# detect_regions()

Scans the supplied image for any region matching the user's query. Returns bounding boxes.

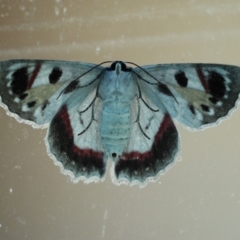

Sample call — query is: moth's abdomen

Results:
[100,106,131,158]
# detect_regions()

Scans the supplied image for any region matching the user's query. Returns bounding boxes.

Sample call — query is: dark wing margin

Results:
[47,105,106,181]
[113,114,179,185]
[0,60,42,122]
[194,64,240,126]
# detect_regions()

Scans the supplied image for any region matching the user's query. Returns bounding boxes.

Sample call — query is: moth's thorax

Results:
[98,66,137,106]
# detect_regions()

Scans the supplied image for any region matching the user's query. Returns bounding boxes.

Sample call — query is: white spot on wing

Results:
[6,72,13,81]
[14,97,20,103]
[216,101,223,107]
[207,108,214,116]
[22,105,30,112]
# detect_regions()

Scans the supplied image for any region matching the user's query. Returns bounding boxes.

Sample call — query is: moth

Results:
[0,60,240,186]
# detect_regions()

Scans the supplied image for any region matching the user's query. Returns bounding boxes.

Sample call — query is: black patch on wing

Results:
[41,100,49,112]
[201,104,210,112]
[115,114,179,183]
[63,80,79,94]
[208,96,219,105]
[11,67,29,94]
[49,67,62,84]
[175,71,188,87]
[27,101,36,108]
[48,105,105,178]
[194,65,240,126]
[208,71,226,98]
[158,83,173,96]
[18,92,28,100]
[189,105,195,115]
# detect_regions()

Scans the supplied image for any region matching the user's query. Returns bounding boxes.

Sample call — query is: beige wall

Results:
[1,0,240,239]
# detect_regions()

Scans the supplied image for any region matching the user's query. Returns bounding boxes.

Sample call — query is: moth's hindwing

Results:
[47,97,106,182]
[114,113,179,185]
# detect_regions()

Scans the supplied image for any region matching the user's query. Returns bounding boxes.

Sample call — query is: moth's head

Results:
[107,61,132,75]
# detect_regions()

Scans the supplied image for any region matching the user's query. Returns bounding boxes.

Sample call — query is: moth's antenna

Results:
[57,61,113,99]
[78,81,101,136]
[134,97,150,140]
[73,61,113,80]
[133,81,162,140]
[126,61,178,104]
[125,61,161,83]
[136,81,159,112]
[79,94,97,114]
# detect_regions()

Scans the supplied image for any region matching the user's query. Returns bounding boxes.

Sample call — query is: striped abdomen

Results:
[100,105,131,158]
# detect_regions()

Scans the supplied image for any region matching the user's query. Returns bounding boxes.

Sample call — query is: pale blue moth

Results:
[0,60,239,186]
